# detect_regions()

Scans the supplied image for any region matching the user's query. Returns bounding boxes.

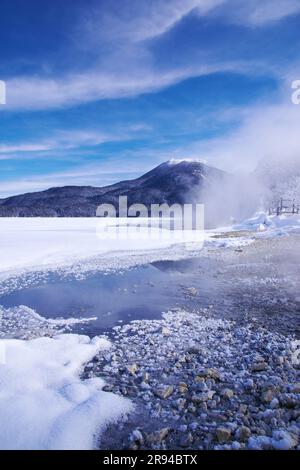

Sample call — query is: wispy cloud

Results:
[5,63,244,111]
[0,158,154,197]
[3,0,300,111]
[0,144,50,154]
[2,94,300,197]
[0,126,143,159]
[1,0,300,201]
[81,0,222,43]
[213,0,300,27]
[83,0,300,43]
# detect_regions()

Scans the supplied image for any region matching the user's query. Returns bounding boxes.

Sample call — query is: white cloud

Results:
[2,95,300,197]
[182,98,300,172]
[81,0,222,43]
[0,144,50,154]
[5,62,241,110]
[222,0,300,27]
[0,128,133,158]
[4,0,299,111]
[84,0,300,45]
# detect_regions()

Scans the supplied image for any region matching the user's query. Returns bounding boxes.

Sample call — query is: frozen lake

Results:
[1,234,299,338]
[0,260,209,336]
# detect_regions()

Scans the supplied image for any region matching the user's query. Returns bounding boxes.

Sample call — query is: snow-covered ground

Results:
[0,218,178,280]
[0,214,299,450]
[207,212,300,246]
[0,334,132,450]
[233,212,300,235]
[1,214,299,281]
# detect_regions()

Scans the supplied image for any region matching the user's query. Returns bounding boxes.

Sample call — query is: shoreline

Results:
[0,233,299,450]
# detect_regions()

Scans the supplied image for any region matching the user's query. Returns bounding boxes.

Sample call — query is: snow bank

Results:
[203,212,300,250]
[234,212,300,234]
[0,334,132,449]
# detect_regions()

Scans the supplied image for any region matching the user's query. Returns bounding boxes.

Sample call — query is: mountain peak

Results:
[0,160,227,217]
[166,158,207,166]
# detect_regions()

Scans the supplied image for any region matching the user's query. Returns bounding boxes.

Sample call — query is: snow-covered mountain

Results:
[0,160,228,219]
[3,157,298,225]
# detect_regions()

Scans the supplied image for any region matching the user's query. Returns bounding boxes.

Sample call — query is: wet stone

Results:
[216,427,232,443]
[153,385,174,400]
[251,362,268,372]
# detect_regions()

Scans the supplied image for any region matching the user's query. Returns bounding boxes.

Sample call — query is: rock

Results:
[235,426,251,441]
[276,356,285,366]
[195,376,205,384]
[140,381,151,390]
[178,382,188,394]
[153,385,174,399]
[179,432,194,447]
[162,327,171,337]
[254,354,265,363]
[243,379,254,391]
[291,383,300,393]
[198,368,221,381]
[251,362,268,372]
[188,403,197,413]
[129,442,139,450]
[221,388,234,399]
[95,300,300,451]
[190,422,198,431]
[146,428,170,445]
[127,364,138,375]
[196,381,209,392]
[279,393,299,409]
[178,425,188,432]
[231,441,241,450]
[192,391,216,403]
[208,399,217,409]
[188,345,201,355]
[239,404,248,414]
[270,398,279,409]
[130,429,144,447]
[216,427,232,443]
[173,397,186,410]
[261,389,275,404]
[248,436,272,450]
[271,428,299,450]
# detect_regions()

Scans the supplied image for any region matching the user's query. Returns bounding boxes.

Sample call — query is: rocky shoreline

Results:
[1,234,299,450]
[86,308,300,450]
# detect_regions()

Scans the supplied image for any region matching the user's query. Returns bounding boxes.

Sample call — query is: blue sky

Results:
[0,0,300,196]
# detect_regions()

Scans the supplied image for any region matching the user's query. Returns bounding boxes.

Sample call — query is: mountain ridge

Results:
[0,160,228,218]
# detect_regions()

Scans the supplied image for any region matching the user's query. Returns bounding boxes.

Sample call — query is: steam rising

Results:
[189,154,300,228]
